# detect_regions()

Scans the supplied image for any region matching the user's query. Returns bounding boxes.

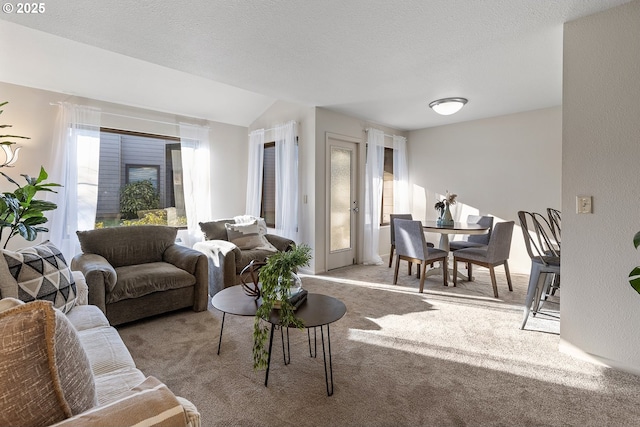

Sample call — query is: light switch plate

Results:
[576,195,592,214]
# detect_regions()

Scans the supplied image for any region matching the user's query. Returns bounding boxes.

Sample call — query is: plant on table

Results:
[434,190,458,217]
[253,243,312,370]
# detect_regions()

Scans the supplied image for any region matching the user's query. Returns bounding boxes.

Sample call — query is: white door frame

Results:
[325,132,364,271]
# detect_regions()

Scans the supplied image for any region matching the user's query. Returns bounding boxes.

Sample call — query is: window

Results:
[95,129,186,228]
[260,142,276,228]
[380,147,394,225]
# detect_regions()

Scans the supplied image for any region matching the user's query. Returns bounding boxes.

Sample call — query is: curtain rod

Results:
[49,102,210,129]
[364,128,403,139]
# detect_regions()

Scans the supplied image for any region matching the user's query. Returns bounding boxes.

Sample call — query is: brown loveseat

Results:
[71,225,208,325]
[194,217,294,296]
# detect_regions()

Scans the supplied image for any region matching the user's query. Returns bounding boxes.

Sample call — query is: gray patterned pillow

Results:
[0,241,77,313]
[225,220,266,250]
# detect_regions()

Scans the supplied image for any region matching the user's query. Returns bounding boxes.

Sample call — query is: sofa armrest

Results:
[71,270,89,306]
[71,254,118,314]
[163,245,209,312]
[265,234,295,252]
[50,377,194,427]
[163,244,200,275]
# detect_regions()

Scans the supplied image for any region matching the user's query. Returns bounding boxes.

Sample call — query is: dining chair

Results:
[517,211,561,329]
[393,219,449,292]
[389,214,413,268]
[546,208,561,247]
[452,221,514,298]
[449,215,494,251]
[389,214,434,273]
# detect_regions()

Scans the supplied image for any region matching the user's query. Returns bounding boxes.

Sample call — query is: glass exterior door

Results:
[327,137,357,270]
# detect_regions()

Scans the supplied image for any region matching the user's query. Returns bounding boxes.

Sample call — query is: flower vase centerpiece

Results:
[434,191,457,226]
[253,243,312,370]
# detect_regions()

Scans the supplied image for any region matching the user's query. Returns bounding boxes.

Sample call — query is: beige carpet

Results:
[118,261,640,427]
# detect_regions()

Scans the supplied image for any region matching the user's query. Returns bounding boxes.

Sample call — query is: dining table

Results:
[422,220,490,280]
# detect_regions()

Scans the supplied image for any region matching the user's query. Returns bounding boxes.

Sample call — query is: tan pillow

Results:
[0,241,77,313]
[51,377,190,427]
[225,221,265,249]
[229,216,278,252]
[0,299,97,427]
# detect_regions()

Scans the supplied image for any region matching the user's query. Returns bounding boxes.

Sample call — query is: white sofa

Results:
[0,271,200,427]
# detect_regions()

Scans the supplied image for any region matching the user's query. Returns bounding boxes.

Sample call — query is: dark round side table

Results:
[264,293,346,396]
[211,285,260,355]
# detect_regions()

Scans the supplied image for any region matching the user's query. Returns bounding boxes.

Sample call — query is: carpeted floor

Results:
[117,261,640,427]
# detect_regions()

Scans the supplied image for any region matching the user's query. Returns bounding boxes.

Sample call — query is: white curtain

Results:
[245,129,265,217]
[393,135,410,213]
[274,121,298,241]
[363,128,385,265]
[179,123,212,248]
[46,103,101,262]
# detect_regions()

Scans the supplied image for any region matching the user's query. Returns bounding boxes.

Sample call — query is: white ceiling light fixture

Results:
[429,97,468,115]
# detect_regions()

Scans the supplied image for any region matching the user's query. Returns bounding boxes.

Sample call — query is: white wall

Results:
[408,107,562,274]
[0,81,248,249]
[562,0,640,373]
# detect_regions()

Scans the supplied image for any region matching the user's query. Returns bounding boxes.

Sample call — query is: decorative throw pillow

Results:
[0,299,97,427]
[232,215,278,252]
[225,221,266,250]
[0,241,77,313]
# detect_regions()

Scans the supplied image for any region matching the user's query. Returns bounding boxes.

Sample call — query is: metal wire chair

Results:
[517,211,561,329]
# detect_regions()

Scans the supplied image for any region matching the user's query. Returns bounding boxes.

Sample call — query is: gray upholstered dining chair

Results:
[389,213,413,268]
[452,221,515,298]
[388,213,434,269]
[393,219,449,293]
[518,211,561,329]
[449,215,494,251]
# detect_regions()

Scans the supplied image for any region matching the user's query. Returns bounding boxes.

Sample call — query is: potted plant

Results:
[435,190,457,226]
[253,243,312,370]
[0,101,60,248]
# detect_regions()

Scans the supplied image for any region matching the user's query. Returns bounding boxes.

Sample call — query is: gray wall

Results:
[562,0,640,373]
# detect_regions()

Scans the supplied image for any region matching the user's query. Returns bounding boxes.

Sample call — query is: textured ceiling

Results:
[0,0,632,130]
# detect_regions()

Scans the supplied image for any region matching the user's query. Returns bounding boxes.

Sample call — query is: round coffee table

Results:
[263,293,346,396]
[211,285,261,355]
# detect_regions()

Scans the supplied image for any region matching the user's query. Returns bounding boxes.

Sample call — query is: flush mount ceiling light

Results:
[429,97,468,115]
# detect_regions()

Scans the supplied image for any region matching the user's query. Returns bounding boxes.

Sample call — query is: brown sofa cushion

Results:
[0,299,97,427]
[76,226,178,268]
[106,262,196,304]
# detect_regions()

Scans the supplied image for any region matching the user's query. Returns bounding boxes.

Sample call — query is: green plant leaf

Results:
[629,267,640,294]
[633,231,640,249]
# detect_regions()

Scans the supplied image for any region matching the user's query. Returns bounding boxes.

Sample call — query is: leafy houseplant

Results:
[0,101,60,248]
[253,243,312,370]
[629,232,640,294]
